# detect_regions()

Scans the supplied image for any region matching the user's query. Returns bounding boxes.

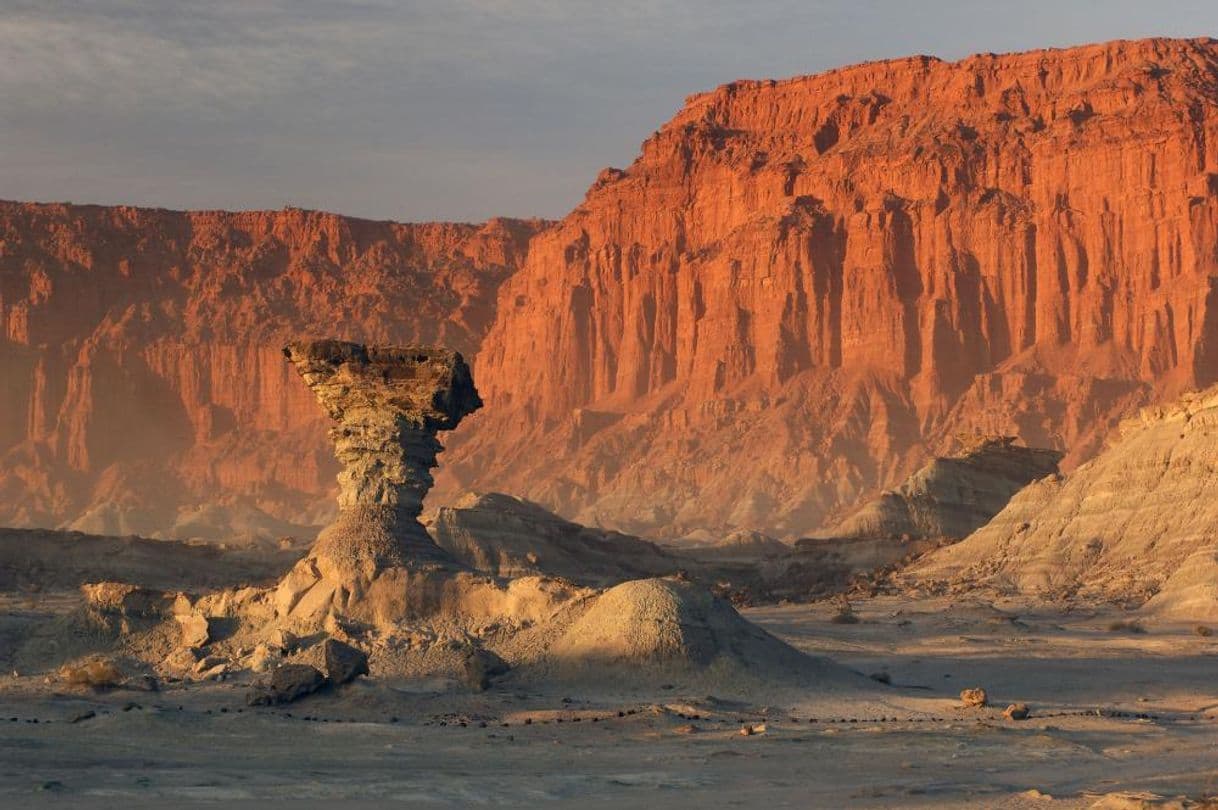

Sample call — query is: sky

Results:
[2,1,1217,223]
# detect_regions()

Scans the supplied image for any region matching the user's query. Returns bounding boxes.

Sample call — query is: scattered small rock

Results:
[70,710,96,724]
[59,659,123,691]
[1106,620,1145,634]
[163,647,200,675]
[1004,703,1030,720]
[830,596,859,624]
[248,643,280,674]
[193,656,226,675]
[269,628,299,653]
[960,688,988,708]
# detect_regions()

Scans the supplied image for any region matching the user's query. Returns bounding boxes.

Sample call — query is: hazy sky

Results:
[3,1,1217,222]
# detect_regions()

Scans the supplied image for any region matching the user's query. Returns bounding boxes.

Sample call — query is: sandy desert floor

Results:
[3,592,1217,808]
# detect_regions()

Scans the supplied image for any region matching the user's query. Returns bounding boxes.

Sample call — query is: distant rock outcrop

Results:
[823,437,1062,541]
[8,40,1218,542]
[698,530,792,558]
[911,386,1218,615]
[428,492,679,585]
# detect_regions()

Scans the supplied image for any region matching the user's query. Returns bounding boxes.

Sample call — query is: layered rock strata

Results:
[282,340,482,572]
[274,340,493,624]
[443,37,1218,538]
[0,203,542,538]
[9,39,1218,541]
[823,437,1062,541]
[911,385,1218,615]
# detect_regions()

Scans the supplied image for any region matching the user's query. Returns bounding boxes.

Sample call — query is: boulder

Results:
[461,648,509,691]
[288,638,369,685]
[1004,703,1030,720]
[321,639,369,685]
[247,664,327,706]
[81,582,172,617]
[175,614,212,648]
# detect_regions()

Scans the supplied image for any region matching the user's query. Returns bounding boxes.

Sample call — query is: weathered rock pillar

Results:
[283,339,481,574]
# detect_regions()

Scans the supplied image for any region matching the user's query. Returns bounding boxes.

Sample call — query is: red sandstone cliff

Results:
[439,37,1218,537]
[0,202,544,538]
[6,38,1218,542]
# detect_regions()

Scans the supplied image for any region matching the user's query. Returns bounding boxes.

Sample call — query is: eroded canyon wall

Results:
[6,38,1218,542]
[438,37,1218,537]
[0,202,542,538]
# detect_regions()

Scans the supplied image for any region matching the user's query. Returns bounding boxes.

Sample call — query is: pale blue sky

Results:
[2,1,1216,222]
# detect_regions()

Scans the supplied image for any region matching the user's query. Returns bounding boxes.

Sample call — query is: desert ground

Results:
[3,581,1217,808]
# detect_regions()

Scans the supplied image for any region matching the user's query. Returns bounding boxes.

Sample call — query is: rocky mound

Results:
[823,437,1061,541]
[89,339,841,695]
[911,386,1218,615]
[428,492,680,585]
[541,578,824,687]
[671,529,792,560]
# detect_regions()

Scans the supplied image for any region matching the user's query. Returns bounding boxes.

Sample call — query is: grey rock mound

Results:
[825,437,1061,541]
[911,387,1218,614]
[540,577,844,689]
[429,492,680,585]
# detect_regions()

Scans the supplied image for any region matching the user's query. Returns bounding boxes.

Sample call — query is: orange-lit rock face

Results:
[439,38,1218,537]
[7,38,1218,541]
[0,203,542,536]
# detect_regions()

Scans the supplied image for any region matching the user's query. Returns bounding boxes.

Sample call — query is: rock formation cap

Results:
[282,339,481,431]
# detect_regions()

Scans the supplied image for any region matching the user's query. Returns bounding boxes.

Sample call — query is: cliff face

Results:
[0,202,543,537]
[7,38,1218,542]
[441,37,1218,537]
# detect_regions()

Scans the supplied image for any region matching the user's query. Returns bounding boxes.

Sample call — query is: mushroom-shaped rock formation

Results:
[249,340,842,694]
[273,340,514,627]
[283,339,481,571]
